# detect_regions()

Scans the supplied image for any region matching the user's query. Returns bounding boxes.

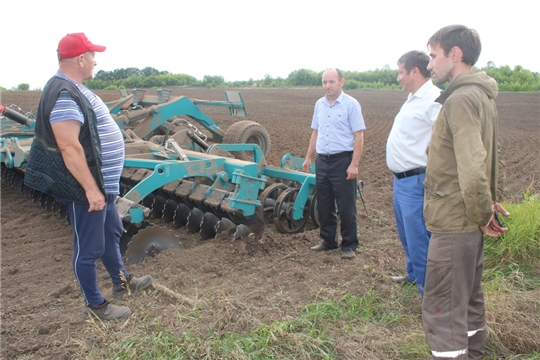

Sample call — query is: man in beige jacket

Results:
[421,25,509,359]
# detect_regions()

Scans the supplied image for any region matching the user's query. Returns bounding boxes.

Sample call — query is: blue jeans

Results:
[393,173,430,294]
[60,195,129,306]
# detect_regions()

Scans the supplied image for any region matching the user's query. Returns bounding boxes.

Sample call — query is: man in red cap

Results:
[25,33,153,321]
[56,32,106,60]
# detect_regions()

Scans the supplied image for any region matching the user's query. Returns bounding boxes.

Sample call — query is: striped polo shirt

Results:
[50,72,124,195]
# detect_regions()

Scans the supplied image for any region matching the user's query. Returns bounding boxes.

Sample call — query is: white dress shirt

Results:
[386,80,442,173]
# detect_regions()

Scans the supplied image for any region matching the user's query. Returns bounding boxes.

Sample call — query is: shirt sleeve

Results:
[50,90,85,125]
[349,100,366,132]
[424,102,442,126]
[311,100,320,130]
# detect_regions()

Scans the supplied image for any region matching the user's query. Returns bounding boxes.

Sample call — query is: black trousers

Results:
[315,152,358,251]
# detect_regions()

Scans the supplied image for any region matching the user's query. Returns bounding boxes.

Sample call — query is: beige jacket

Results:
[424,70,499,233]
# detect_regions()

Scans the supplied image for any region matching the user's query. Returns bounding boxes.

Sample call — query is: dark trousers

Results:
[315,153,358,251]
[60,195,129,306]
[422,231,486,359]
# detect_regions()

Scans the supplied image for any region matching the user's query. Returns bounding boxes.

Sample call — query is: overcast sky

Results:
[2,0,538,90]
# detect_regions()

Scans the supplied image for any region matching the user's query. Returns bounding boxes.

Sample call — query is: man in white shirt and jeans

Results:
[386,50,441,295]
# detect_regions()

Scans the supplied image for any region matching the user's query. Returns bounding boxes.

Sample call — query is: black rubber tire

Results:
[222,120,271,161]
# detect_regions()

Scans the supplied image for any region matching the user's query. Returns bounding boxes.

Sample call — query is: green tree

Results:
[286,69,320,86]
[17,83,30,91]
[202,75,224,88]
[141,67,160,77]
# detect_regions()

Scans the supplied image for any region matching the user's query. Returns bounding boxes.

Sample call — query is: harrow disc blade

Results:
[162,199,178,223]
[40,194,49,210]
[31,190,42,204]
[215,217,236,235]
[58,204,69,221]
[12,173,24,192]
[22,184,33,199]
[186,207,204,234]
[173,203,191,228]
[150,195,167,218]
[199,212,220,240]
[125,225,182,265]
[45,197,56,212]
[233,224,255,241]
[308,193,320,228]
[142,193,156,209]
[119,232,131,256]
[228,212,265,242]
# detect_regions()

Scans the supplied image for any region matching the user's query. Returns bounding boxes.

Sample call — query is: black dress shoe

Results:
[310,244,332,252]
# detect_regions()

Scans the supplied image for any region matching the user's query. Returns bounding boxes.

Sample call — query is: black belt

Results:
[393,166,426,179]
[317,151,352,160]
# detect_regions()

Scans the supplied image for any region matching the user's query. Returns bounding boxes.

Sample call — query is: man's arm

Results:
[346,130,364,180]
[51,120,105,212]
[451,100,493,228]
[302,130,318,172]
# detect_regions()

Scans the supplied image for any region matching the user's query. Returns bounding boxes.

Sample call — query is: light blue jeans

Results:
[393,173,430,294]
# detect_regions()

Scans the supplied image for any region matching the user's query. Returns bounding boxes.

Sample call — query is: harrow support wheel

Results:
[222,120,271,161]
[273,187,309,233]
[258,183,288,224]
[308,192,320,228]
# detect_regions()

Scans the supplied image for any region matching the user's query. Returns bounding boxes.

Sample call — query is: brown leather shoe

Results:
[310,244,332,252]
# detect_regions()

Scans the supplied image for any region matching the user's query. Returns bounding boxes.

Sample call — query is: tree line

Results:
[4,63,539,92]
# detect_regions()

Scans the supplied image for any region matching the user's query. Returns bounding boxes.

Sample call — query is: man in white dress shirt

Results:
[386,50,441,295]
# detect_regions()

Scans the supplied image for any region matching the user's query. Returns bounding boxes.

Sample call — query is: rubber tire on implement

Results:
[222,120,271,161]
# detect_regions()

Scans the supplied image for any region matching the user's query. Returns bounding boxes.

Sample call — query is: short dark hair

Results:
[427,24,481,66]
[397,51,431,78]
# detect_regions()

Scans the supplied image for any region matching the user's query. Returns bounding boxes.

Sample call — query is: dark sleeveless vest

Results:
[24,76,105,203]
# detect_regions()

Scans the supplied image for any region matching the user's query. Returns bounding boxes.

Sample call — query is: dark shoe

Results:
[341,250,356,260]
[310,244,332,252]
[389,275,413,283]
[83,302,131,321]
[112,274,153,298]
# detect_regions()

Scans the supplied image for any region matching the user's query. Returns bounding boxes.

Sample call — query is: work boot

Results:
[83,301,131,321]
[341,250,356,260]
[112,274,153,298]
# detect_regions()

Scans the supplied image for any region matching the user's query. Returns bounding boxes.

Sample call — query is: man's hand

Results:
[480,202,510,237]
[346,164,358,180]
[302,158,311,173]
[86,187,106,212]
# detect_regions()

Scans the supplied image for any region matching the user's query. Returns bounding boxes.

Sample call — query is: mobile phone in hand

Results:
[494,211,504,227]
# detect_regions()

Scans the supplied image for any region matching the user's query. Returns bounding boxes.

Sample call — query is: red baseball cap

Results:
[57,33,106,60]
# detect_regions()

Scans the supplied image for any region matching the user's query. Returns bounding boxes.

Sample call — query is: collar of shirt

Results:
[408,80,436,102]
[323,90,345,106]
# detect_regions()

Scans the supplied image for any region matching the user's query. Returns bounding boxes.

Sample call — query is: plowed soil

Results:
[1,88,538,359]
